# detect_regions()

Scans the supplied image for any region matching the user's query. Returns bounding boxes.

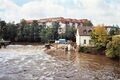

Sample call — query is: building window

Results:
[88,30,92,33]
[83,30,87,34]
[84,39,86,44]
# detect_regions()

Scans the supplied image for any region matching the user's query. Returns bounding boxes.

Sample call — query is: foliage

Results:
[79,46,96,53]
[59,27,76,42]
[0,19,60,42]
[58,33,66,39]
[109,26,120,36]
[91,25,109,50]
[79,46,87,53]
[17,19,41,42]
[82,21,93,26]
[65,27,76,41]
[40,27,54,43]
[3,23,17,41]
[52,22,60,40]
[106,36,120,58]
[0,20,6,39]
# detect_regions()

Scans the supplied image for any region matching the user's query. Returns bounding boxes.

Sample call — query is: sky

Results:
[0,0,120,26]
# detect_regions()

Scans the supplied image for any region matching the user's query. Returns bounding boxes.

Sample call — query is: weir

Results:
[0,41,11,48]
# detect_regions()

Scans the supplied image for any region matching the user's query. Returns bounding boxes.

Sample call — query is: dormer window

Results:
[83,30,87,34]
[88,30,92,33]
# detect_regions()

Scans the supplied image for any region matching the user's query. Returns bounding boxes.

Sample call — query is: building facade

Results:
[76,26,119,46]
[76,26,93,46]
[26,17,91,34]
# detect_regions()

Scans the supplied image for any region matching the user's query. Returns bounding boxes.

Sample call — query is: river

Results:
[0,45,119,80]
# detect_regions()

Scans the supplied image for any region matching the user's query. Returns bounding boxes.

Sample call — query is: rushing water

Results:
[0,45,119,80]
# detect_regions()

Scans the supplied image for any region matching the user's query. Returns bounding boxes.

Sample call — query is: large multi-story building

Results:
[26,17,91,34]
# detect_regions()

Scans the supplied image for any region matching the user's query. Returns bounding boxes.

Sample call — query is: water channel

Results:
[0,45,119,80]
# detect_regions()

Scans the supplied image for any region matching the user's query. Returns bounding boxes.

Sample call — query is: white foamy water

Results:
[0,45,57,80]
[0,45,48,62]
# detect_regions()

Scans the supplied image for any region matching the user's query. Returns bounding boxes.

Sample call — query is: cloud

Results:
[74,0,120,25]
[0,0,120,26]
[0,0,21,22]
[20,0,65,19]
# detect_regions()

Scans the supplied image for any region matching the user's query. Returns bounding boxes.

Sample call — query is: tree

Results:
[91,25,109,50]
[52,22,60,40]
[31,20,40,42]
[65,27,76,41]
[109,25,120,36]
[106,36,120,58]
[82,21,93,26]
[17,19,27,41]
[3,23,17,41]
[0,20,6,39]
[39,27,54,43]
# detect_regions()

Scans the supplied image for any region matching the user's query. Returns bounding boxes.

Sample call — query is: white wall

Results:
[76,29,91,46]
[76,29,80,46]
[69,22,73,27]
[59,22,66,33]
[46,22,52,27]
[60,22,66,28]
[79,36,91,46]
[75,23,78,29]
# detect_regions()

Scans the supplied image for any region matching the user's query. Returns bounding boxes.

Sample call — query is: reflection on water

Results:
[47,49,120,80]
[58,50,119,69]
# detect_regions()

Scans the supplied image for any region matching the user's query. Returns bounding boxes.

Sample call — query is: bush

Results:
[49,40,55,43]
[106,36,120,58]
[79,46,91,53]
[79,46,104,54]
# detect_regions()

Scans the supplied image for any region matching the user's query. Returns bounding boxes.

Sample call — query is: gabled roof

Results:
[77,26,93,36]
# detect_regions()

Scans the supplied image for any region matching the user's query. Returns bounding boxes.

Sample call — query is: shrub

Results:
[106,36,120,58]
[49,40,55,43]
[79,46,104,54]
[79,46,91,53]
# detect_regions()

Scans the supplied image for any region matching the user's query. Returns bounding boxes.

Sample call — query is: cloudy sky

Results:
[0,0,120,26]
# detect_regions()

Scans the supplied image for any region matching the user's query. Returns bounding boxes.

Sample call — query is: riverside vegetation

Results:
[0,19,120,59]
[79,25,120,59]
[0,19,76,43]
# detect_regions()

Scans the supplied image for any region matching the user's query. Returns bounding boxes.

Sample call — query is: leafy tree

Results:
[106,36,120,58]
[109,26,120,36]
[58,27,76,41]
[31,20,40,42]
[91,25,109,50]
[58,33,66,39]
[39,27,54,43]
[83,21,93,26]
[3,23,17,41]
[22,24,31,42]
[52,22,60,40]
[0,20,6,39]
[17,19,27,41]
[65,27,76,41]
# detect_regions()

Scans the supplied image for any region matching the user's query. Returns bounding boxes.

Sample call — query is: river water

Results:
[0,45,119,80]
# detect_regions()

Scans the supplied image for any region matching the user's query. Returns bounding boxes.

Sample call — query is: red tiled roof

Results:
[26,20,33,24]
[25,17,90,24]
